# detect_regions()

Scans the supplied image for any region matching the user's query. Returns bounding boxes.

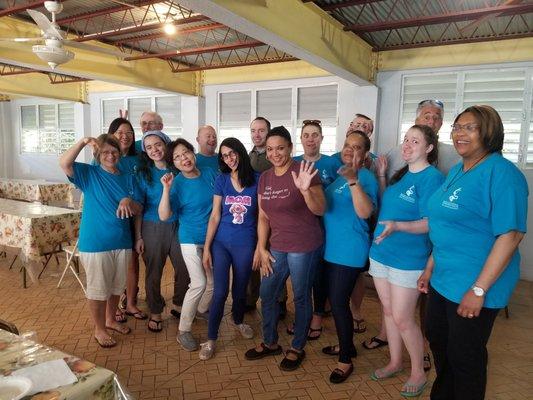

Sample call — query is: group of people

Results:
[59,99,528,399]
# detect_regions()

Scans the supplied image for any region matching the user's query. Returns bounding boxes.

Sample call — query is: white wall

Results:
[204,75,379,152]
[0,101,12,178]
[375,61,533,281]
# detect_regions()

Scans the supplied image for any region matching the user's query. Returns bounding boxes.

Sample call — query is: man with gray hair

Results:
[386,99,460,180]
[134,111,164,153]
[195,125,219,171]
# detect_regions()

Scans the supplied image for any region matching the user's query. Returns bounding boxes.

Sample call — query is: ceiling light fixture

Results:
[163,23,177,35]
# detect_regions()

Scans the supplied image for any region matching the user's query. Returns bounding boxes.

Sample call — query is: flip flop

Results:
[307,327,323,340]
[370,367,403,381]
[353,318,367,333]
[125,310,147,320]
[105,325,131,335]
[148,319,163,333]
[362,336,388,350]
[94,335,117,348]
[400,381,428,397]
[170,309,181,319]
[115,310,127,323]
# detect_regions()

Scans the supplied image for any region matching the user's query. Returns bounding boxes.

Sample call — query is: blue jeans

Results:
[260,246,321,350]
[207,240,254,340]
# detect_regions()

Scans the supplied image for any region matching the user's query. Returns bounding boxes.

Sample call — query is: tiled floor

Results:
[1,251,532,399]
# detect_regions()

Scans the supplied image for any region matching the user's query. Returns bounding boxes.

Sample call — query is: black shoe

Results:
[329,363,354,384]
[244,343,282,360]
[278,302,287,320]
[322,345,357,358]
[244,304,257,313]
[279,349,305,371]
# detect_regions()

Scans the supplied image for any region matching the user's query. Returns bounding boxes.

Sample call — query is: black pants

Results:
[328,262,360,364]
[312,258,328,315]
[425,286,499,400]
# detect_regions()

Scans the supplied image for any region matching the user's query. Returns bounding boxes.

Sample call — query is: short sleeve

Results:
[214,174,225,196]
[490,160,528,236]
[419,169,445,218]
[68,162,91,191]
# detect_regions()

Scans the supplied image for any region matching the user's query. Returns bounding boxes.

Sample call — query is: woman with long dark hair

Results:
[199,137,259,360]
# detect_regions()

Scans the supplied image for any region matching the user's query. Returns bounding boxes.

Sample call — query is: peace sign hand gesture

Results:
[291,160,318,192]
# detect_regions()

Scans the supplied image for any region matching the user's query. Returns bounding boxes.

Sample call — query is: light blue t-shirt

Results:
[369,166,444,270]
[137,165,177,223]
[134,140,142,154]
[293,154,341,188]
[68,162,141,252]
[427,153,528,309]
[195,153,219,172]
[323,169,378,268]
[170,167,217,244]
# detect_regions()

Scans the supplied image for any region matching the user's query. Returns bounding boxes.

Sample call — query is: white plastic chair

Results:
[57,239,86,294]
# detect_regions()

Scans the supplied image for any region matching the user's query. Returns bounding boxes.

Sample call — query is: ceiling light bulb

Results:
[163,23,177,35]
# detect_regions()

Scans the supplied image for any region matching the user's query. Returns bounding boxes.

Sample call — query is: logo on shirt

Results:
[442,188,461,210]
[262,186,290,200]
[321,170,333,186]
[399,185,416,203]
[225,195,252,224]
[335,182,348,194]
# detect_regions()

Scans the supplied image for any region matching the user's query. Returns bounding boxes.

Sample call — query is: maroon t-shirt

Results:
[258,161,323,253]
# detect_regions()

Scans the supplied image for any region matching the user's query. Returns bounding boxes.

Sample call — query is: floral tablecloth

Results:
[0,179,75,208]
[0,199,80,262]
[0,329,130,399]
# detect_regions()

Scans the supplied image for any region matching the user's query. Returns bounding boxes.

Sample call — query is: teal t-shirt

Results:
[170,167,217,244]
[137,165,177,223]
[293,154,341,188]
[195,153,219,172]
[370,166,444,270]
[323,169,378,268]
[68,162,141,252]
[427,153,528,308]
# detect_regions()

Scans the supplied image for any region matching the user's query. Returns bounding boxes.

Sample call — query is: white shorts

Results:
[79,249,131,301]
[368,258,423,289]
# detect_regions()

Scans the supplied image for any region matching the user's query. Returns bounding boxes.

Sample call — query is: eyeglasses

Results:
[173,150,192,161]
[221,150,237,160]
[419,99,444,108]
[303,119,321,125]
[115,130,134,136]
[451,123,479,133]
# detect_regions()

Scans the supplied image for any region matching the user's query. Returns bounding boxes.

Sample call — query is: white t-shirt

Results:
[386,142,461,181]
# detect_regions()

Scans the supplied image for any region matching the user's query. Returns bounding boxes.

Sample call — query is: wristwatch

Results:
[471,285,486,297]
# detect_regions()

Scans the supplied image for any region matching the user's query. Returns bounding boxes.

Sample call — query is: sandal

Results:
[400,380,428,397]
[125,310,148,320]
[170,309,181,319]
[105,325,131,335]
[279,349,305,371]
[148,319,163,333]
[307,326,322,340]
[353,318,367,333]
[370,367,403,381]
[115,310,127,323]
[424,352,432,372]
[244,343,282,360]
[362,336,388,350]
[94,335,116,348]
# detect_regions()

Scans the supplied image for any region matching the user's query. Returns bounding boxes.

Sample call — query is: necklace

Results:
[443,153,488,191]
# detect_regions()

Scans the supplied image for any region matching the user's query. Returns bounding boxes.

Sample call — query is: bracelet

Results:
[349,181,358,186]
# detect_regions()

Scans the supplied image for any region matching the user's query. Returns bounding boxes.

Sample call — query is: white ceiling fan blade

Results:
[0,37,43,42]
[64,40,127,59]
[27,9,63,40]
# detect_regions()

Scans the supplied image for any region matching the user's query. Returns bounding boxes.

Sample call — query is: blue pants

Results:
[207,240,254,340]
[260,246,321,350]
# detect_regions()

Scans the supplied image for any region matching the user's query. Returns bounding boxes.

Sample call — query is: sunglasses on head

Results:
[302,119,322,125]
[418,99,444,108]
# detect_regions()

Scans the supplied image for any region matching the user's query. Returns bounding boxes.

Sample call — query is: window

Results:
[399,66,533,166]
[217,84,339,155]
[20,103,76,154]
[101,95,182,139]
[218,91,252,149]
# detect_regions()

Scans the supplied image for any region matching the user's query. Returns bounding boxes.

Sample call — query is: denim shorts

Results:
[368,258,423,289]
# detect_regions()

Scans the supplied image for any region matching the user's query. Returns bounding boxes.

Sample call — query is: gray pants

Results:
[142,220,189,314]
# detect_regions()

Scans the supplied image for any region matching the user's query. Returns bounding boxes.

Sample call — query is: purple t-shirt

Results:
[214,173,259,246]
[258,161,323,253]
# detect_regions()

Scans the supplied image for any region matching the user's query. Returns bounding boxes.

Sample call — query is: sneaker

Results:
[236,323,254,339]
[195,311,209,321]
[177,331,198,351]
[199,341,216,360]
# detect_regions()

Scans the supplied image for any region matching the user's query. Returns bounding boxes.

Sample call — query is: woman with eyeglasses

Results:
[366,125,443,397]
[320,130,378,383]
[244,126,325,371]
[286,120,341,341]
[60,134,142,347]
[133,130,189,333]
[198,138,259,360]
[419,105,527,400]
[159,139,216,352]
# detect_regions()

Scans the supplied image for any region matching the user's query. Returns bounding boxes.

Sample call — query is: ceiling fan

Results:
[0,1,127,69]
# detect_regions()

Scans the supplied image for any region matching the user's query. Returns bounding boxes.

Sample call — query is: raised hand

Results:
[376,154,388,177]
[160,173,174,189]
[291,160,318,192]
[338,150,363,183]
